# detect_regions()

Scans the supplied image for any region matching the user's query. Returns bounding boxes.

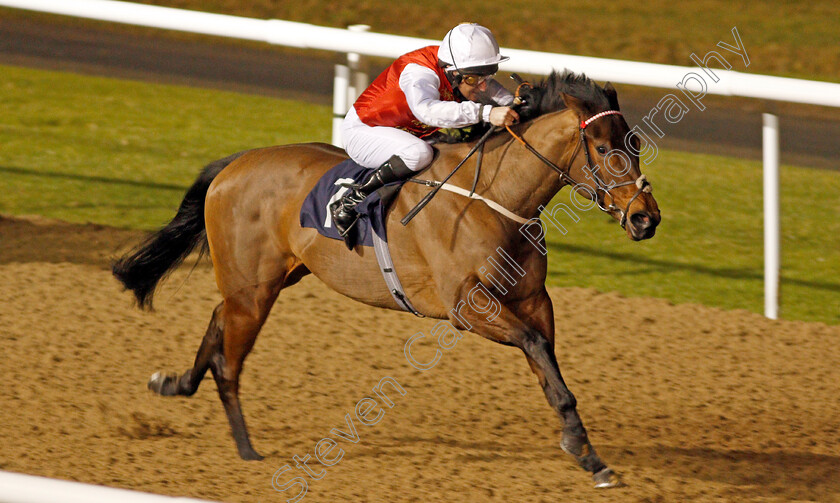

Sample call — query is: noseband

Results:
[506,109,652,229]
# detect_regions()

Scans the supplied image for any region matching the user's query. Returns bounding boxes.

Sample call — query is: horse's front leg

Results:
[454,284,621,488]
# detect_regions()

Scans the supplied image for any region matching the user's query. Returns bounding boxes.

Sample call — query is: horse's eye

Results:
[596,146,607,155]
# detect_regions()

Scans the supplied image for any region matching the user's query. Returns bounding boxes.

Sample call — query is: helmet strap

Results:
[446,28,464,83]
[451,85,466,102]
[444,69,462,87]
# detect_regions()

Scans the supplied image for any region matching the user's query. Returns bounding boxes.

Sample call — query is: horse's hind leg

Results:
[148,302,225,397]
[148,277,283,460]
[208,280,283,460]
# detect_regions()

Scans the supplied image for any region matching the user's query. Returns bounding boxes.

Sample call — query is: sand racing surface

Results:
[1,214,839,502]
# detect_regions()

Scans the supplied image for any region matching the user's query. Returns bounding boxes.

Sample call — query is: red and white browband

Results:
[580,110,622,129]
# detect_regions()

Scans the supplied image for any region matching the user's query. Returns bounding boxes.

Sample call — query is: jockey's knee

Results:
[397,142,434,172]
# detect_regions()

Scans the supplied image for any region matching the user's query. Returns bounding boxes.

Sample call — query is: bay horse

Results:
[113,71,660,488]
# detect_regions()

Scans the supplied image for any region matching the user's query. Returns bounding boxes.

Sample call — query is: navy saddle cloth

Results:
[299,159,404,247]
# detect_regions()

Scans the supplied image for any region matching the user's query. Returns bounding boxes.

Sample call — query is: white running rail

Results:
[0,470,220,503]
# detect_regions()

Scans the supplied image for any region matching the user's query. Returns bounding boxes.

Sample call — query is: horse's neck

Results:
[474,112,578,219]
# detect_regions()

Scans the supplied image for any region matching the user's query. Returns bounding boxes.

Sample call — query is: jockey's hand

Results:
[489,106,520,127]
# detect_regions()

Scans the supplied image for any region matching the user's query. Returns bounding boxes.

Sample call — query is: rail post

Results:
[332,64,349,147]
[347,24,370,105]
[331,24,370,147]
[762,113,780,319]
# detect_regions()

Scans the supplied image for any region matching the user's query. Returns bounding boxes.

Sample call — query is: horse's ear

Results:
[561,92,588,118]
[603,82,620,111]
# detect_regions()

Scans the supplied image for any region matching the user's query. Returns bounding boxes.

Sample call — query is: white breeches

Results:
[341,107,434,172]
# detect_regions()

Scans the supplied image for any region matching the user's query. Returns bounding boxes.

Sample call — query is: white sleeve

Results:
[399,63,482,128]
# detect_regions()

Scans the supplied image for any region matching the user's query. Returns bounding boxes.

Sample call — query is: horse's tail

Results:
[112,151,248,310]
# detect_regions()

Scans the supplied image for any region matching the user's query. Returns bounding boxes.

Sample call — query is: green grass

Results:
[541,151,840,325]
[0,65,330,228]
[1,64,837,324]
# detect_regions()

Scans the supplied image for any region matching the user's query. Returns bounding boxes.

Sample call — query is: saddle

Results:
[299,159,405,248]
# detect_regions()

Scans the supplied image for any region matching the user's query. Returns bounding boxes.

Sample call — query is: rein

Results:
[401,81,653,229]
[505,110,652,229]
[401,125,497,225]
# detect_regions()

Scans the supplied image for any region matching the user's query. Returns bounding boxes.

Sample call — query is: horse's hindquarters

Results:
[204,144,342,297]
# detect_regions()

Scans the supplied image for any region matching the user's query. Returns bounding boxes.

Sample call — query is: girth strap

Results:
[371,229,424,317]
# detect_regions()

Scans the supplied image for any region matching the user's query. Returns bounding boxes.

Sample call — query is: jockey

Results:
[330,23,520,248]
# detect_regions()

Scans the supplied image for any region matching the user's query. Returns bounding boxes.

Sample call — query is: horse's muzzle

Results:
[627,211,659,241]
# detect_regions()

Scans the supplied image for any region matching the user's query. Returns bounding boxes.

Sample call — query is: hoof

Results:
[592,468,623,489]
[148,371,179,396]
[239,448,264,461]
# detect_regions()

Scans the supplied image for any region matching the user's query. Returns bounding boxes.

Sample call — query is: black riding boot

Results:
[330,155,412,249]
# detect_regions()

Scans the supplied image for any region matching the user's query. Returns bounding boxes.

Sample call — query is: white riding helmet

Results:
[438,23,509,74]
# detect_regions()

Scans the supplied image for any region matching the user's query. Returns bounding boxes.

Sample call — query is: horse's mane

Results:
[433,71,611,146]
[517,70,611,122]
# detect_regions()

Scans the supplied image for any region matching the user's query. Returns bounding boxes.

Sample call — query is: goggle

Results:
[461,73,495,86]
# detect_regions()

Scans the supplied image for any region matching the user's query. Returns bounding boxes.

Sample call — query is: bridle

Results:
[505,109,652,229]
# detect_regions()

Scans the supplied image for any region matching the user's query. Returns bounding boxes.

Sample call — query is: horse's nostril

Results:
[629,212,651,230]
